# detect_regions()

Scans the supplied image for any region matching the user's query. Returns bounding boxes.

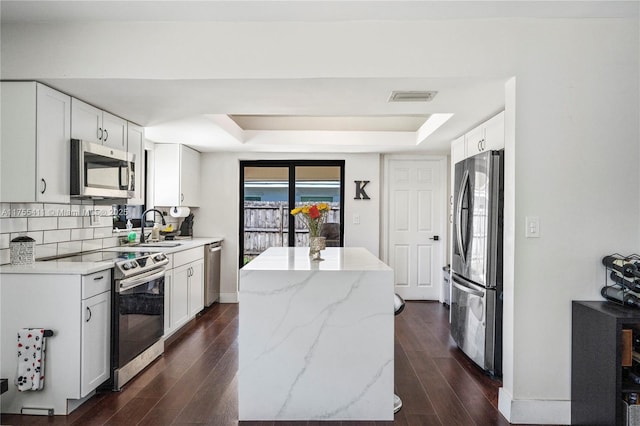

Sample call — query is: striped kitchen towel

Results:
[15,328,47,391]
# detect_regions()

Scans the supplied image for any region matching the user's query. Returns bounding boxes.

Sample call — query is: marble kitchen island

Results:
[238,247,394,421]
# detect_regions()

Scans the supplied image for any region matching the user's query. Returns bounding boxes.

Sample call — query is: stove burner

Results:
[42,250,169,279]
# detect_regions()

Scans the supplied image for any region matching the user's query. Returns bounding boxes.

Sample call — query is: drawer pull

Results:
[93,276,104,281]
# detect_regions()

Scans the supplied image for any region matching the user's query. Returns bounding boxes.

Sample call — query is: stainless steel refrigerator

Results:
[451,149,503,377]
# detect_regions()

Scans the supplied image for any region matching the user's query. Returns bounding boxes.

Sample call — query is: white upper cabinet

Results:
[465,111,505,157]
[453,111,505,163]
[71,98,127,151]
[180,145,200,207]
[101,112,127,150]
[1,82,71,203]
[154,144,201,207]
[465,124,486,157]
[127,123,145,205]
[70,99,101,143]
[483,111,505,152]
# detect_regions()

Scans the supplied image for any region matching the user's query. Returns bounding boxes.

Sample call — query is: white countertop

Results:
[0,237,223,275]
[111,237,223,254]
[241,247,391,272]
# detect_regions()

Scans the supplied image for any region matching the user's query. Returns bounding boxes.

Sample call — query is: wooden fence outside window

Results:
[243,201,341,261]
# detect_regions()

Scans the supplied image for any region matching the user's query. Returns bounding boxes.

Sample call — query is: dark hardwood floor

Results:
[1,301,516,425]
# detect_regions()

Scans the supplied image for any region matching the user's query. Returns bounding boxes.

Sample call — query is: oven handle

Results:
[118,268,166,292]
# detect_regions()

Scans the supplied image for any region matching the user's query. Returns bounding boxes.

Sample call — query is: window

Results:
[239,160,345,266]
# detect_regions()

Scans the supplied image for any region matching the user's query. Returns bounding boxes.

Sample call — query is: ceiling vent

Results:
[388,90,438,102]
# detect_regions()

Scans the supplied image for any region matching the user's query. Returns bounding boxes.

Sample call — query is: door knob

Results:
[430,235,440,241]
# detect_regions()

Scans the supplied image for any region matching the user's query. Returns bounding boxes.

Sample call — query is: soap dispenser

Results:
[126,219,137,243]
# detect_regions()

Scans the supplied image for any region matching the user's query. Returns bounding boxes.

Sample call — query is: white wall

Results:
[499,19,640,423]
[3,14,639,424]
[195,151,380,302]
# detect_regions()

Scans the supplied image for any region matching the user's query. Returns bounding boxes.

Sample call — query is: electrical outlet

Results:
[353,213,360,224]
[525,216,540,238]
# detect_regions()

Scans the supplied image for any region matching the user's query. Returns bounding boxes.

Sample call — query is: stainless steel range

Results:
[42,249,169,390]
[112,251,168,390]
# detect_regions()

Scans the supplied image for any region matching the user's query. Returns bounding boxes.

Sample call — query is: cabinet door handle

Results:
[181,193,184,203]
[98,127,103,141]
[478,140,482,151]
[104,129,108,142]
[40,178,47,194]
[86,306,92,322]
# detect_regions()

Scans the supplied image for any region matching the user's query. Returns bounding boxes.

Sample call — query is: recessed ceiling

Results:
[4,1,634,154]
[228,115,430,132]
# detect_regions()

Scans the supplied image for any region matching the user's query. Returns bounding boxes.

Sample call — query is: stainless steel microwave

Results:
[71,139,135,199]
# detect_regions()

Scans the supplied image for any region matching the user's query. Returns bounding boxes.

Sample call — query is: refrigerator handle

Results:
[452,273,486,295]
[452,281,485,298]
[455,169,469,264]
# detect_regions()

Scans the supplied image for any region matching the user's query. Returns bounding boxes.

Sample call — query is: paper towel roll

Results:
[169,206,191,218]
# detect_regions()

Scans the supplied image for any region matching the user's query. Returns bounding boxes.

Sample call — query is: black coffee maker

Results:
[179,213,194,237]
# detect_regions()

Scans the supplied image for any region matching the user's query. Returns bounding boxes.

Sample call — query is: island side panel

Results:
[0,274,82,414]
[238,268,394,421]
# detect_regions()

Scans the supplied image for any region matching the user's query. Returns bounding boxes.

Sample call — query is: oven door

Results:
[115,269,165,368]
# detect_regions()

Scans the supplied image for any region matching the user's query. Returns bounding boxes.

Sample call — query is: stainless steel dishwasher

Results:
[204,241,222,306]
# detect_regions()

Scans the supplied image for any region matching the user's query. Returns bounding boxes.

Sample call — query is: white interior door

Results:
[386,157,445,300]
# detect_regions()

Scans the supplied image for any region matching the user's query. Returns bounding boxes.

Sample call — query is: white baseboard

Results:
[498,387,571,425]
[219,292,238,303]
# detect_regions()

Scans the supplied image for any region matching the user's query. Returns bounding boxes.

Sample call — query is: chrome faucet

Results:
[140,208,166,243]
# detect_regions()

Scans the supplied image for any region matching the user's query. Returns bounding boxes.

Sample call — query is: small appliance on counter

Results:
[179,213,194,237]
[10,235,35,265]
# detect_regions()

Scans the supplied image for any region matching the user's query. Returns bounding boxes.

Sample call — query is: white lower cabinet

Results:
[79,270,112,398]
[188,260,204,317]
[170,264,191,332]
[0,269,111,414]
[164,247,205,338]
[80,290,110,396]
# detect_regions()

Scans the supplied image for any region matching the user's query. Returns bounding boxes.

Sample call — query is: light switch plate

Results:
[525,216,540,238]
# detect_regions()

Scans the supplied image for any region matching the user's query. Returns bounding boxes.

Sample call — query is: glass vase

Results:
[309,236,326,261]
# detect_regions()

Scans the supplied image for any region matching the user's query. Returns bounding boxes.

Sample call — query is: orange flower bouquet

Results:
[290,203,330,238]
[291,203,331,260]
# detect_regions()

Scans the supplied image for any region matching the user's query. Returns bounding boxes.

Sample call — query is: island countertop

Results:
[241,246,392,272]
[238,246,394,421]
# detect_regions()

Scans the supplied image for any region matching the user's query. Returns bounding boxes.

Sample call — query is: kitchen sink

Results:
[137,241,183,248]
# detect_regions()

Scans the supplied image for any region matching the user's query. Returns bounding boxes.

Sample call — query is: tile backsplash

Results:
[0,202,118,265]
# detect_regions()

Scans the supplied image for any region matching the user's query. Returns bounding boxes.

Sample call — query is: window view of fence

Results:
[240,161,344,266]
[243,201,340,263]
